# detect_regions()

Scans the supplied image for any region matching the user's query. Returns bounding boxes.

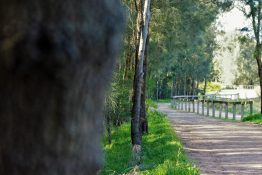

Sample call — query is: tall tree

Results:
[234,35,258,85]
[240,0,262,113]
[131,0,151,158]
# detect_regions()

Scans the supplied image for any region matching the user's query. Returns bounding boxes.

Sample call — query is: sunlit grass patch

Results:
[100,110,199,175]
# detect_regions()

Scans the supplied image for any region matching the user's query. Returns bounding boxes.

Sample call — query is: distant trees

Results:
[147,0,226,98]
[239,0,262,113]
[234,36,259,85]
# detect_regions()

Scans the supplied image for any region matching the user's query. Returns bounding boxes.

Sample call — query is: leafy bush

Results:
[242,113,262,124]
[146,99,158,109]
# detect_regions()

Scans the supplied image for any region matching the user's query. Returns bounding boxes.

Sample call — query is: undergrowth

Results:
[100,110,199,175]
[242,113,262,124]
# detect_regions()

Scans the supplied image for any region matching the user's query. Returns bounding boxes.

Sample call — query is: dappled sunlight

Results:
[159,103,262,174]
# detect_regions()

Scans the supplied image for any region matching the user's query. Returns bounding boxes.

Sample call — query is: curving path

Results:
[158,103,262,175]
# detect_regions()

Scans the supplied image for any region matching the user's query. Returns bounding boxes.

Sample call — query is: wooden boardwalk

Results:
[158,103,262,175]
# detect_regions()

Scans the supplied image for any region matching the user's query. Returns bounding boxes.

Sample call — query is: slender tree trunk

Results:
[192,79,195,98]
[183,77,187,95]
[131,0,151,159]
[259,71,262,113]
[156,80,159,101]
[204,78,207,95]
[249,1,262,113]
[140,34,149,135]
[255,46,262,113]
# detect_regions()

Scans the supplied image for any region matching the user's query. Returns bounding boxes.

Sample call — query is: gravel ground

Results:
[158,103,262,175]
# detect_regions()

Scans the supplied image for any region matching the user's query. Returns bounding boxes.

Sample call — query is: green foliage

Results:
[242,113,262,124]
[199,82,222,93]
[234,36,258,85]
[105,73,132,126]
[147,0,225,99]
[100,110,199,175]
[146,99,158,109]
[157,99,171,103]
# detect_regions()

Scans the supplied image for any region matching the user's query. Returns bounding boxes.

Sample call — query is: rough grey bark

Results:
[131,0,151,153]
[140,33,149,135]
[0,1,124,174]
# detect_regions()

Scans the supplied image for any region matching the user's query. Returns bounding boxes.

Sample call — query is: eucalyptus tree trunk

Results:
[0,1,124,174]
[255,47,262,113]
[204,78,207,95]
[248,0,262,113]
[131,0,151,156]
[191,79,195,97]
[140,33,149,135]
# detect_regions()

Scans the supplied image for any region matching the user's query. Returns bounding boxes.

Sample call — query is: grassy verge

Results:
[156,99,171,103]
[100,110,199,175]
[242,113,262,124]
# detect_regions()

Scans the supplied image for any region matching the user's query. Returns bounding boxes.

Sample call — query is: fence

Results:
[172,95,253,120]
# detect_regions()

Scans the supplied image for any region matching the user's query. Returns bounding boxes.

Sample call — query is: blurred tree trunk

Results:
[0,1,124,174]
[106,112,112,144]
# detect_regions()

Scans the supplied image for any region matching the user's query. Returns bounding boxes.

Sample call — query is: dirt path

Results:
[158,103,262,175]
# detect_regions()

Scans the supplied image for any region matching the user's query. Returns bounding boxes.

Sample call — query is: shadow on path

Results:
[158,103,262,175]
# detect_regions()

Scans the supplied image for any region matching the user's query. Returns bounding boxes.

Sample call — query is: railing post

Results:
[185,98,188,111]
[207,101,210,116]
[202,100,205,115]
[188,99,191,112]
[250,101,253,115]
[225,102,228,119]
[241,103,245,120]
[197,100,200,114]
[219,102,222,118]
[233,103,236,120]
[193,99,195,113]
[212,101,215,117]
[172,98,175,109]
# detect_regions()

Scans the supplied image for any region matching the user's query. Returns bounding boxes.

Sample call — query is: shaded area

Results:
[158,103,262,175]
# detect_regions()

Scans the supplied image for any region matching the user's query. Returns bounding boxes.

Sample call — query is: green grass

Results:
[156,99,171,103]
[242,113,262,124]
[100,110,199,175]
[146,99,158,109]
